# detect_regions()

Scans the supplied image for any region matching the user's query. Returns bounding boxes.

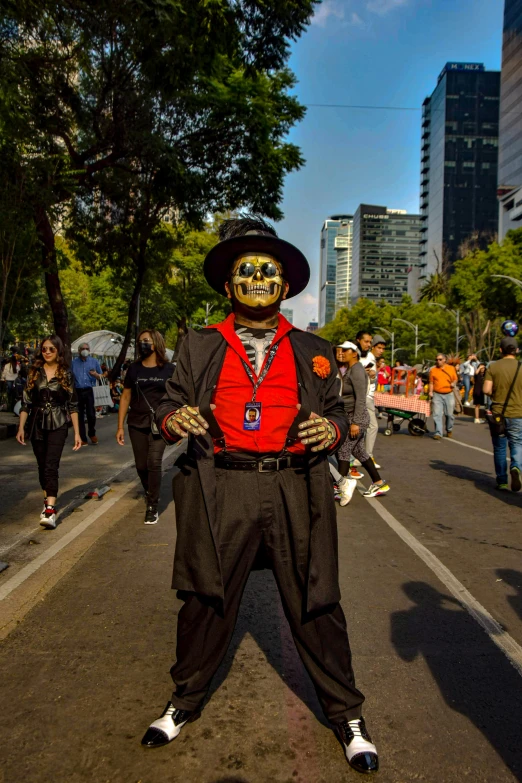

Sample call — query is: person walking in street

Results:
[336,340,390,503]
[141,216,380,774]
[16,335,82,529]
[355,331,381,469]
[473,363,487,423]
[1,351,20,412]
[116,329,175,525]
[460,354,476,407]
[483,337,522,492]
[429,353,458,440]
[71,342,103,446]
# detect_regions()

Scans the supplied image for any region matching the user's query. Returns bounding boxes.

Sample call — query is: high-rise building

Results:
[280,307,294,324]
[306,321,318,333]
[498,0,522,239]
[318,215,353,326]
[410,62,500,299]
[351,205,421,305]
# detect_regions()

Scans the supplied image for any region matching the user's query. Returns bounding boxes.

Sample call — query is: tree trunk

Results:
[35,208,72,359]
[110,255,146,381]
[173,315,188,361]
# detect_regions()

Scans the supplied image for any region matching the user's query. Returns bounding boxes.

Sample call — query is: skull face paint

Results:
[230,253,284,309]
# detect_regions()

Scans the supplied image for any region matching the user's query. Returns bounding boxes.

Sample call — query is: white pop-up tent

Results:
[71,330,174,364]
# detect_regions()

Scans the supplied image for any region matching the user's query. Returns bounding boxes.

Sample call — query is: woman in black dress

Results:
[16,335,82,529]
[116,329,175,525]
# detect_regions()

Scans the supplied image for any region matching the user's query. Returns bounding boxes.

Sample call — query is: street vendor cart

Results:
[374,366,431,436]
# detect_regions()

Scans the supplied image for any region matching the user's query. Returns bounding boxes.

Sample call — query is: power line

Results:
[304,103,421,111]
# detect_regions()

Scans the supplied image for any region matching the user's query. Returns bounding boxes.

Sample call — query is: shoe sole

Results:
[511,469,521,492]
[40,520,57,529]
[144,519,159,525]
[364,487,390,498]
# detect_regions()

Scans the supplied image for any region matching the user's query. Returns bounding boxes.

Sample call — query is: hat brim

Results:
[203,235,310,299]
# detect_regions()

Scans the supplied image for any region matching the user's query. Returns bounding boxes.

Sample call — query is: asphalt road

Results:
[0,414,521,782]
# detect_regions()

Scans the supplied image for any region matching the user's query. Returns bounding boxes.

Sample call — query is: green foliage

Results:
[319,296,455,365]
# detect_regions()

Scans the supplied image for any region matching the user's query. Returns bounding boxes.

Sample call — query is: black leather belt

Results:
[214,454,307,472]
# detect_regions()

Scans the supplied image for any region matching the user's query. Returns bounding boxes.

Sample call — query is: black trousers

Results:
[76,387,96,441]
[128,425,167,506]
[31,424,68,497]
[170,467,365,724]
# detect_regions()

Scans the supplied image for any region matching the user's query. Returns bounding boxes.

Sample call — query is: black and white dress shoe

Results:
[141,702,200,747]
[336,717,379,774]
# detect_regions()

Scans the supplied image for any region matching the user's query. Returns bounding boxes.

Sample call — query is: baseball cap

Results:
[500,336,519,354]
[372,334,386,347]
[337,340,360,354]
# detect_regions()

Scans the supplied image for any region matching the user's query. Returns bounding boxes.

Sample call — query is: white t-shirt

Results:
[360,352,376,399]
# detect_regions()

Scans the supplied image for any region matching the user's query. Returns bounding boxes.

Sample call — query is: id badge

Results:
[243,401,262,431]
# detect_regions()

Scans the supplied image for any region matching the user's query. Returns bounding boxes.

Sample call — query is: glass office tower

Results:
[498,0,522,238]
[410,63,500,299]
[318,215,353,326]
[351,205,421,305]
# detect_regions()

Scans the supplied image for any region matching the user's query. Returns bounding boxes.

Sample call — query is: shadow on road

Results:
[428,459,522,508]
[497,569,522,622]
[391,581,522,781]
[207,568,328,727]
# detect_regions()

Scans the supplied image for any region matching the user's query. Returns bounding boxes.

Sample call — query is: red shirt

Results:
[209,313,305,454]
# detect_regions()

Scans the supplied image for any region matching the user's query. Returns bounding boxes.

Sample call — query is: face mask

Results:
[80,349,89,358]
[139,341,154,357]
[230,254,284,309]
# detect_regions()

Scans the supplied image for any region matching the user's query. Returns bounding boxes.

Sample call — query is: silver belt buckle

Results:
[259,458,276,472]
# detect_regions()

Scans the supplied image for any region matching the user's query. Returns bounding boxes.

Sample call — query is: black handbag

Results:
[487,362,521,437]
[135,381,160,435]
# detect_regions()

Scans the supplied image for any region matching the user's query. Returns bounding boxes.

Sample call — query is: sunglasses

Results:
[42,347,57,353]
[235,261,280,279]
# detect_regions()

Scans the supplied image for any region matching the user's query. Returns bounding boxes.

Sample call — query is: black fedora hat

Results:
[204,215,310,300]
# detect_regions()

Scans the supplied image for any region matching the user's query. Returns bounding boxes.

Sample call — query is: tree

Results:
[0,0,317,352]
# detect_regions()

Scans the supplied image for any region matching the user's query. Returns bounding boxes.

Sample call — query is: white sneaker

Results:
[371,457,381,470]
[352,459,362,467]
[40,504,47,522]
[474,418,481,424]
[464,401,472,406]
[40,507,57,529]
[338,477,358,507]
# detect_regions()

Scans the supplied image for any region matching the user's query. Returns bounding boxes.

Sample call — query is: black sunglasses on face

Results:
[42,347,57,353]
[236,261,280,279]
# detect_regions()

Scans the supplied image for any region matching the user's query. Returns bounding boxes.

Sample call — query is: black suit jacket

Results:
[156,324,348,615]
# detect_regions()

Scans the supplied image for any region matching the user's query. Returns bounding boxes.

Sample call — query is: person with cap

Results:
[335,340,390,503]
[355,331,381,470]
[141,216,379,774]
[71,342,103,445]
[483,337,522,492]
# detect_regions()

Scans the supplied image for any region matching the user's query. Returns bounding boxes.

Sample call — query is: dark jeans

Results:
[128,425,167,506]
[6,380,16,412]
[170,466,364,724]
[491,417,522,485]
[31,424,68,497]
[76,387,96,441]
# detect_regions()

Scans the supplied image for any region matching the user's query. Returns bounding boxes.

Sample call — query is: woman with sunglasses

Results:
[16,335,82,529]
[116,329,175,525]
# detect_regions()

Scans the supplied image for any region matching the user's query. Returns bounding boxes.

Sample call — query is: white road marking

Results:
[0,441,184,599]
[0,478,140,601]
[443,437,494,457]
[365,495,522,677]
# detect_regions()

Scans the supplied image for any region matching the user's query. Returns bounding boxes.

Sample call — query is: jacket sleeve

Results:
[351,363,369,425]
[20,383,33,414]
[68,374,79,414]
[323,349,348,448]
[155,335,190,444]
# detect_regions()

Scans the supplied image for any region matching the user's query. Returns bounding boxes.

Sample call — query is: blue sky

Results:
[279,0,504,327]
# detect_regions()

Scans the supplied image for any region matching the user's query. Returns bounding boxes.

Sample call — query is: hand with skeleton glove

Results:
[297,412,337,452]
[166,406,210,438]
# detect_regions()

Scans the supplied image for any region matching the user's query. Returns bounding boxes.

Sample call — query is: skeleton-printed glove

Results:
[167,405,209,438]
[297,413,337,452]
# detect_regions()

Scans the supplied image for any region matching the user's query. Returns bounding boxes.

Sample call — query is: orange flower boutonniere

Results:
[312,355,330,379]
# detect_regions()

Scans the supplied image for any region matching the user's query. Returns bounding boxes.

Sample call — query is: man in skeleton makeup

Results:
[141,217,379,774]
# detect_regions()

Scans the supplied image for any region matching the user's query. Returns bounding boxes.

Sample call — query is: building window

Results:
[462,161,475,168]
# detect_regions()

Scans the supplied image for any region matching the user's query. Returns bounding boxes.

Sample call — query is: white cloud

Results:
[300,293,318,306]
[366,0,409,15]
[349,11,364,25]
[311,0,345,27]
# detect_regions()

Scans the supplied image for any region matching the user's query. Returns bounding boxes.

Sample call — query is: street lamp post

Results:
[427,302,460,355]
[393,318,426,358]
